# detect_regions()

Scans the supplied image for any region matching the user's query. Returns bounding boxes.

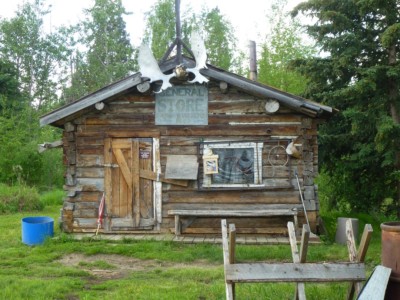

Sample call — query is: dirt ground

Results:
[57,253,214,280]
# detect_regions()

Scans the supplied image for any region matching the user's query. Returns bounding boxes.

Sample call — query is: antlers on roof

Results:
[138,31,209,93]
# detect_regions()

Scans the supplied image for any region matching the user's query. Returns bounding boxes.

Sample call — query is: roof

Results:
[40,57,336,127]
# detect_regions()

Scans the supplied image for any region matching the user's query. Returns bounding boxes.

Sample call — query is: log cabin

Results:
[39,51,335,236]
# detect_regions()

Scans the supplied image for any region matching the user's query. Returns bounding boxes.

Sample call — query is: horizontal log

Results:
[161,146,198,155]
[76,178,104,192]
[113,94,154,103]
[84,115,154,126]
[78,147,103,155]
[163,203,303,211]
[74,192,103,202]
[76,154,104,167]
[225,263,366,283]
[108,102,154,114]
[74,202,98,209]
[76,136,104,146]
[181,227,288,235]
[163,191,300,204]
[76,167,104,178]
[161,216,294,227]
[168,209,298,217]
[73,209,97,218]
[73,218,97,228]
[75,124,311,137]
[262,179,292,188]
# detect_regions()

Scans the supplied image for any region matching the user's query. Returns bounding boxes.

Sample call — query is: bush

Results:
[40,190,64,206]
[0,184,43,213]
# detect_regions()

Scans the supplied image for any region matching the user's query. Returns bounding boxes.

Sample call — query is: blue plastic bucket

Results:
[21,216,54,246]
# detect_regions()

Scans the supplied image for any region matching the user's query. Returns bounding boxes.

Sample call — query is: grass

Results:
[0,204,390,299]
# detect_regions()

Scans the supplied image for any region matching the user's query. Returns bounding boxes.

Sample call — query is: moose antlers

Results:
[138,32,209,93]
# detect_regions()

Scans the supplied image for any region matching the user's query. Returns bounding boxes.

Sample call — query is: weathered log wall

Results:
[60,81,320,234]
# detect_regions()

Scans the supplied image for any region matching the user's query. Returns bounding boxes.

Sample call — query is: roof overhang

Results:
[40,57,336,127]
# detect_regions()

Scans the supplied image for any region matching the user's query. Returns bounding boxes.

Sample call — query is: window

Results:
[201,141,264,189]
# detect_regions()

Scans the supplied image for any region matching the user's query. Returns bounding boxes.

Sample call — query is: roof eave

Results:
[40,73,142,127]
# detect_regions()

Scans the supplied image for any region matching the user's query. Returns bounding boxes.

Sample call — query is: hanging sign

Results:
[155,85,208,125]
[165,155,199,180]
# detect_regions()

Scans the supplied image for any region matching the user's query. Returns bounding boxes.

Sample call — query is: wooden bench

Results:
[168,204,300,236]
[221,219,374,300]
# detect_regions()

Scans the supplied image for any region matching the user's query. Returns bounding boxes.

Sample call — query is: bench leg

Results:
[175,215,181,236]
[294,214,299,236]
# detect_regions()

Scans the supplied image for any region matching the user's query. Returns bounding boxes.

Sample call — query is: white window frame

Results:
[202,141,264,189]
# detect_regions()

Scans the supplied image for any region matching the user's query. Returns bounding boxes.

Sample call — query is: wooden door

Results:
[104,138,155,230]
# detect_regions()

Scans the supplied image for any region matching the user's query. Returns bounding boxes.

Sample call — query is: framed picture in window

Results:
[200,141,264,189]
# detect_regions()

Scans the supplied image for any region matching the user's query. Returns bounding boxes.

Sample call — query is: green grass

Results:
[39,189,65,206]
[0,183,43,213]
[0,204,390,299]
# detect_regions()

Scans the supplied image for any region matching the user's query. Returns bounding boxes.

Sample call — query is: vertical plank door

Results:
[104,138,154,230]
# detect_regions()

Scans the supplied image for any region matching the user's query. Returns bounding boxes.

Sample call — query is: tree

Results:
[0,56,63,188]
[64,0,135,101]
[0,0,71,110]
[143,0,241,72]
[258,0,315,94]
[200,7,238,71]
[292,0,400,215]
[144,0,179,60]
[0,59,24,114]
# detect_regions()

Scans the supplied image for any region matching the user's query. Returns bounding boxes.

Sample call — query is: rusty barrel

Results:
[381,221,400,299]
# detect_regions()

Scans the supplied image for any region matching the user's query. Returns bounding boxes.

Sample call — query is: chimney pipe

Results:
[249,40,257,81]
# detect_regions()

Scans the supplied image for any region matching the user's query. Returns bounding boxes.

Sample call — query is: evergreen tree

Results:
[292,0,400,215]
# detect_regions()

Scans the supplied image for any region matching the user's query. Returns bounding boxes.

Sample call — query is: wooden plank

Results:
[175,215,181,235]
[299,224,310,263]
[163,216,295,227]
[346,219,357,262]
[140,169,189,187]
[357,266,391,300]
[168,209,297,217]
[176,226,289,235]
[288,222,300,262]
[112,159,121,216]
[288,222,306,300]
[139,140,153,220]
[228,224,236,299]
[221,220,234,300]
[165,155,198,179]
[153,138,162,226]
[357,224,373,262]
[112,148,133,189]
[164,191,300,204]
[225,263,366,283]
[347,224,373,299]
[132,140,140,227]
[229,224,236,264]
[75,167,104,178]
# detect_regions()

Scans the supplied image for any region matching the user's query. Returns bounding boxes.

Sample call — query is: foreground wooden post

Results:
[222,220,235,300]
[288,222,310,300]
[221,220,371,300]
[346,221,373,300]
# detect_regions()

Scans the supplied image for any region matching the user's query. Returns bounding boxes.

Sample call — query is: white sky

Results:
[0,0,304,49]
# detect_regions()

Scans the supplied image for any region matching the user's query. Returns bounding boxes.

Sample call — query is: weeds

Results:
[0,183,43,213]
